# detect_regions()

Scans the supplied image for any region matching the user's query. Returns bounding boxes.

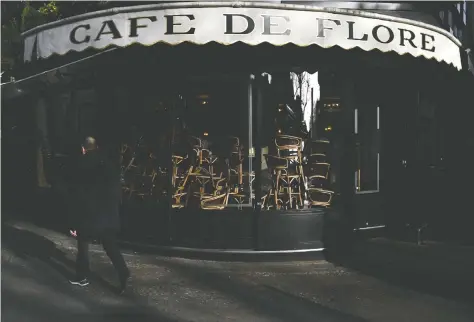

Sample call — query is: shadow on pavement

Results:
[152,257,369,322]
[3,222,368,322]
[326,240,474,304]
[67,310,180,322]
[2,224,76,278]
[1,224,180,322]
[3,286,176,322]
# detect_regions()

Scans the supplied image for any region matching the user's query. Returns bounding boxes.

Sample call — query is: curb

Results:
[5,220,328,262]
[119,241,327,262]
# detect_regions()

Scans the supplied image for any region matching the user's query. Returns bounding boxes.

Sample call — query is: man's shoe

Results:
[69,278,89,287]
[119,272,130,295]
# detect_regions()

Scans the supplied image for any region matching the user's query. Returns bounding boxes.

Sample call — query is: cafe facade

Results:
[10,2,471,251]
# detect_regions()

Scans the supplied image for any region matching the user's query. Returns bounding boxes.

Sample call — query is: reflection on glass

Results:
[119,99,171,205]
[170,75,252,210]
[259,72,337,211]
[119,75,252,211]
[118,70,333,212]
[119,70,354,211]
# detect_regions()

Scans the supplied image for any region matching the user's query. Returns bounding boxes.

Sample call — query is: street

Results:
[2,221,473,322]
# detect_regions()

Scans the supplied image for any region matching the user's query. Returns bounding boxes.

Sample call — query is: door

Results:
[353,84,383,230]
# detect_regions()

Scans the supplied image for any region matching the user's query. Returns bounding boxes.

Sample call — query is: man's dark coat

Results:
[71,149,121,237]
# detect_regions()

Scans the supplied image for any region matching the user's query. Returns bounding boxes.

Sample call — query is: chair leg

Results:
[181,166,193,189]
[298,181,304,208]
[275,170,281,210]
[287,181,292,209]
[262,190,271,209]
[239,163,243,186]
[172,166,176,187]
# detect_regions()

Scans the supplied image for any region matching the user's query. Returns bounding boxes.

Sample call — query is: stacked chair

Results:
[120,139,162,201]
[119,132,335,210]
[218,136,253,209]
[263,154,288,210]
[263,134,305,210]
[305,140,334,207]
[181,136,228,210]
[167,135,249,210]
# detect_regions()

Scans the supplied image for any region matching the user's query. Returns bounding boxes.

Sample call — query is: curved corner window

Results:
[171,74,254,211]
[258,70,343,211]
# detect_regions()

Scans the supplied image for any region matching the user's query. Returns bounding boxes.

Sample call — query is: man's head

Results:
[82,136,98,152]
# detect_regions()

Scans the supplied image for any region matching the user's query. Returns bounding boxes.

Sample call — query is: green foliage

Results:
[37,1,59,16]
[1,1,138,74]
[1,19,21,69]
[2,1,56,73]
[21,2,47,32]
[1,1,112,73]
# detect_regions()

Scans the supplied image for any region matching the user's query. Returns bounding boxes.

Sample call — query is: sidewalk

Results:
[330,237,474,303]
[2,220,474,322]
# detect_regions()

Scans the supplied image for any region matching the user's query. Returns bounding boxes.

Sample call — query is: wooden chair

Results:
[186,175,229,210]
[306,162,333,207]
[274,135,305,209]
[309,140,330,156]
[306,162,331,182]
[307,188,334,207]
[172,191,187,209]
[307,153,327,164]
[171,154,187,188]
[275,135,303,161]
[200,192,229,210]
[264,154,288,210]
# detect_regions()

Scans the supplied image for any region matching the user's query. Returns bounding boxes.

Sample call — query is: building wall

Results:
[11,1,473,243]
[466,1,474,72]
[465,1,474,47]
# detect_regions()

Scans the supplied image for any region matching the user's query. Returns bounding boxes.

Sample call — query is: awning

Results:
[22,2,462,70]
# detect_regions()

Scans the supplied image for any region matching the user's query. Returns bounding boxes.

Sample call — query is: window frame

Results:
[354,104,381,195]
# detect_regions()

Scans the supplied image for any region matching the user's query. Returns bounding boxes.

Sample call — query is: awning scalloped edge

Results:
[23,4,463,71]
[25,38,462,71]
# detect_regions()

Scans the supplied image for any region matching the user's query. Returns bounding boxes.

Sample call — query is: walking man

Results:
[69,137,130,294]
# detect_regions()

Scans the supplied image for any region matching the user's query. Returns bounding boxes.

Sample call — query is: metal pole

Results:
[253,74,263,251]
[167,95,176,244]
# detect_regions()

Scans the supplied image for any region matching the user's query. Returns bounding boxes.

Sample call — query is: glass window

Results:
[119,82,172,208]
[354,90,380,193]
[171,74,253,211]
[258,71,342,210]
[119,74,253,212]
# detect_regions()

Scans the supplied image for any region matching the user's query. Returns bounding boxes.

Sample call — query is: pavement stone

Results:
[2,220,474,322]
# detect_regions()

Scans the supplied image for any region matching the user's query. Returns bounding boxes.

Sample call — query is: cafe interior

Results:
[117,69,344,213]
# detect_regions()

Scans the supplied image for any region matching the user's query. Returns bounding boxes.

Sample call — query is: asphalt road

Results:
[2,221,473,322]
